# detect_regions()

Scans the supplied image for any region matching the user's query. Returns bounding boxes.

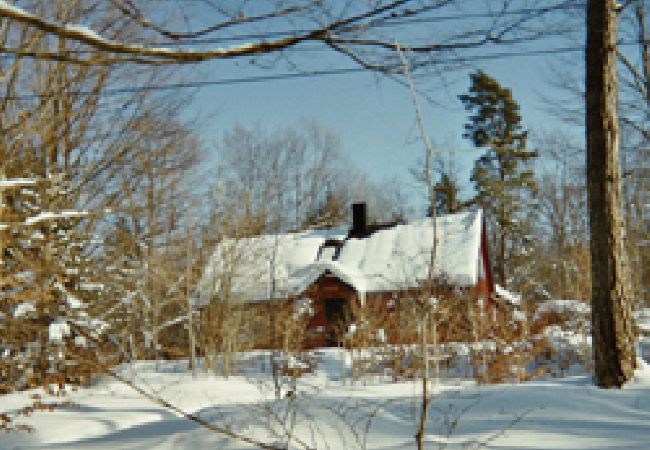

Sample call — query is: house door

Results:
[324,298,350,346]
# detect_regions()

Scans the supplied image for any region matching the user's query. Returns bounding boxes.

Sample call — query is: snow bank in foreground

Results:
[1,353,649,450]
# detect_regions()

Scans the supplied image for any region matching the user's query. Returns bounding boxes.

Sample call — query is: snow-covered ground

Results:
[2,350,649,450]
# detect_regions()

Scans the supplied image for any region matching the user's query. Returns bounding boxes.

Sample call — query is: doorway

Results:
[324,298,351,346]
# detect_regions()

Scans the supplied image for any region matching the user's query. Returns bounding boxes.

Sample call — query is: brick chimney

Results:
[351,202,367,237]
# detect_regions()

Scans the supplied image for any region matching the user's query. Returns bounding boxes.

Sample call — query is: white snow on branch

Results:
[79,282,105,291]
[156,314,189,333]
[0,177,38,189]
[24,210,89,225]
[534,299,590,321]
[0,0,303,62]
[66,24,102,41]
[49,320,71,344]
[495,284,521,306]
[512,310,527,322]
[13,301,35,318]
[53,281,86,310]
[542,325,591,349]
[74,317,110,337]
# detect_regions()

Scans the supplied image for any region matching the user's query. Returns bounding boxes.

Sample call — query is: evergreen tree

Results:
[0,169,96,390]
[459,71,537,287]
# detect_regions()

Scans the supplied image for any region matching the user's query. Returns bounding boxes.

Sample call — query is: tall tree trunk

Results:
[415,314,429,450]
[586,0,636,388]
[187,228,197,377]
[498,161,506,287]
[499,227,506,287]
[638,2,650,109]
[0,128,5,269]
[146,157,157,361]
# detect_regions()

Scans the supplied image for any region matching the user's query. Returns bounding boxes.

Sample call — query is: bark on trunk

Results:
[415,314,429,450]
[586,0,636,388]
[638,3,650,109]
[498,228,506,287]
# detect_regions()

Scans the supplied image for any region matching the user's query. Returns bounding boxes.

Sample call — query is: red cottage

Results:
[197,204,494,349]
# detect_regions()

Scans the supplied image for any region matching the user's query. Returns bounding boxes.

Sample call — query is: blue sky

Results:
[190,52,583,210]
[174,2,589,212]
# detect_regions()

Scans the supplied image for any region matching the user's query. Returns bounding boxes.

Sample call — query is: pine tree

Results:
[0,168,107,391]
[459,71,537,287]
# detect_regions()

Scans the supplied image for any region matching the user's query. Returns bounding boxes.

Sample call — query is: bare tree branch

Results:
[109,0,310,40]
[0,0,412,63]
[0,0,582,67]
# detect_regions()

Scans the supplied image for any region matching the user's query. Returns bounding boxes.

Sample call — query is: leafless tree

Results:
[519,130,591,302]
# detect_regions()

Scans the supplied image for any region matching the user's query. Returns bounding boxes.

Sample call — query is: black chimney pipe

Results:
[352,202,367,236]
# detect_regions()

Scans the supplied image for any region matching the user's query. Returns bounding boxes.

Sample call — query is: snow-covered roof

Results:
[198,209,484,305]
[198,228,346,304]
